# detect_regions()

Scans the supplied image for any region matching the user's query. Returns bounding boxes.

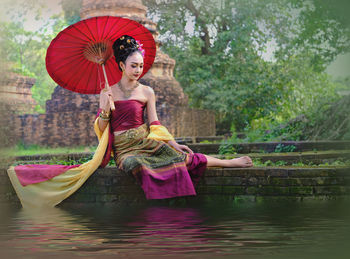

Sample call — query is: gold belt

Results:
[114,124,147,139]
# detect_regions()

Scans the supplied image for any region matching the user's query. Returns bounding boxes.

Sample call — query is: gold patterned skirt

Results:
[112,123,208,199]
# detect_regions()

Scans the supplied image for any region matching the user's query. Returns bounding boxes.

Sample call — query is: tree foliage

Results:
[0,2,69,112]
[61,0,82,25]
[1,0,348,138]
[144,0,349,132]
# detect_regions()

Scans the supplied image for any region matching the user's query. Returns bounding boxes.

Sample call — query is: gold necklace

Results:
[118,81,139,98]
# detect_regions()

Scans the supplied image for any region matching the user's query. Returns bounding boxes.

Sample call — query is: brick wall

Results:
[14,86,215,147]
[1,166,349,205]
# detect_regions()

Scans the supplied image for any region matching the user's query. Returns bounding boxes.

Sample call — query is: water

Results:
[1,199,350,258]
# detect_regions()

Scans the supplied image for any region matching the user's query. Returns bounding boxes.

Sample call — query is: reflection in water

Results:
[123,207,212,253]
[0,200,350,258]
[0,206,108,256]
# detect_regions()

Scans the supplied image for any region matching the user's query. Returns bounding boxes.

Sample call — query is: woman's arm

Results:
[98,116,109,132]
[145,86,193,154]
[98,88,113,133]
[145,86,159,124]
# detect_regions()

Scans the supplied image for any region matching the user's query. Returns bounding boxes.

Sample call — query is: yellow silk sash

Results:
[146,125,175,142]
[6,119,175,208]
[6,118,109,209]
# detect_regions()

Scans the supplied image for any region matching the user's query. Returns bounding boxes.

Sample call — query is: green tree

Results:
[264,0,350,71]
[61,0,82,25]
[0,3,68,112]
[144,0,349,132]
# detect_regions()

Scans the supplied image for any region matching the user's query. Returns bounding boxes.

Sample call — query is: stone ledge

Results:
[10,150,350,167]
[188,141,350,153]
[1,166,349,206]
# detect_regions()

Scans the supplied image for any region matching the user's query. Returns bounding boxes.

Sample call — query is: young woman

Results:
[95,35,253,199]
[7,35,253,208]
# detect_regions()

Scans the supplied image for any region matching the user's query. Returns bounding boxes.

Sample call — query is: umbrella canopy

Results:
[46,16,156,94]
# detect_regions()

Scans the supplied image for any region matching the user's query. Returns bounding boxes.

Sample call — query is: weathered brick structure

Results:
[0,72,37,148]
[14,86,214,147]
[0,72,37,114]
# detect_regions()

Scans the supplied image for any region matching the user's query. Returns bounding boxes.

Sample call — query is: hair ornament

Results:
[135,39,145,57]
[120,45,124,50]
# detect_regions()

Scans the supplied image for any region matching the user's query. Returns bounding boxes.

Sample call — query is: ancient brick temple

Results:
[0,72,37,148]
[0,73,37,114]
[12,0,215,147]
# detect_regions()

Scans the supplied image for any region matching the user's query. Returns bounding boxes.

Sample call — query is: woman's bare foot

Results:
[204,154,253,168]
[227,156,253,168]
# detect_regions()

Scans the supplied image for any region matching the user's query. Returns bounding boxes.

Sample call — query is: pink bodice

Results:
[95,99,161,168]
[110,99,146,131]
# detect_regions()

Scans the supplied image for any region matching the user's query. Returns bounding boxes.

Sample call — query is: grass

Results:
[251,158,350,167]
[4,142,350,168]
[11,155,117,167]
[10,154,349,168]
[2,144,97,157]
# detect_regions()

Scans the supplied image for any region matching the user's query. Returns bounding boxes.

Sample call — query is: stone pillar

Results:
[0,72,37,114]
[0,72,37,148]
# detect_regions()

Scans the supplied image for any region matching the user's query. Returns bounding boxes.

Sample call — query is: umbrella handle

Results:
[102,64,115,111]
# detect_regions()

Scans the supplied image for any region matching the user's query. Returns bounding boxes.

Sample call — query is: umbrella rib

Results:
[100,16,109,40]
[82,18,97,42]
[68,61,91,94]
[56,53,89,92]
[49,49,85,60]
[94,63,100,94]
[55,31,90,46]
[107,18,134,40]
[107,19,136,40]
[68,24,96,43]
[85,62,96,94]
[49,53,87,71]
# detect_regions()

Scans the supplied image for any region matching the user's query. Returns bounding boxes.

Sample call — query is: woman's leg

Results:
[204,154,253,168]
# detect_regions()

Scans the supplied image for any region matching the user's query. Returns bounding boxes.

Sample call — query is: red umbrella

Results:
[45,16,156,110]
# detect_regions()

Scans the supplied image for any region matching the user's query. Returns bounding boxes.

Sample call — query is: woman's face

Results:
[120,52,144,80]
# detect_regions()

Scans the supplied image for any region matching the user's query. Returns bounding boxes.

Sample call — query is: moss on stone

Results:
[222,186,246,195]
[289,186,314,195]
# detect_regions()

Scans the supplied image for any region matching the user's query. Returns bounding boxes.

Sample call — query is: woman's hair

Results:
[112,35,143,71]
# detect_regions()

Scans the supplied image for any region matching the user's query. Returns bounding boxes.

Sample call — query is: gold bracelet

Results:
[100,109,110,117]
[99,114,110,121]
[99,110,111,121]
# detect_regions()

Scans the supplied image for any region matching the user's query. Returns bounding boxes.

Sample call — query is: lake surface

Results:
[1,199,350,258]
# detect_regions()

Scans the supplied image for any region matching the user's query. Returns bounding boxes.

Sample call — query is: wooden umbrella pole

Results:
[101,64,115,111]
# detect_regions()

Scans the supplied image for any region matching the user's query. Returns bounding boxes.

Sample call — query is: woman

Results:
[7,35,253,208]
[95,35,253,199]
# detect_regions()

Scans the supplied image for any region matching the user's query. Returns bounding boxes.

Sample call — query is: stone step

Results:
[187,140,350,154]
[212,150,350,165]
[4,141,350,165]
[12,152,93,162]
[6,150,350,167]
[175,134,246,143]
[1,166,349,205]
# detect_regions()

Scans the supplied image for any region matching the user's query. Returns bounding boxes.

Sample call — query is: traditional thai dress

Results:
[7,99,207,208]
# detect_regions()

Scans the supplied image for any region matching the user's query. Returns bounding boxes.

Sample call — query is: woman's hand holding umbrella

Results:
[99,87,114,112]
